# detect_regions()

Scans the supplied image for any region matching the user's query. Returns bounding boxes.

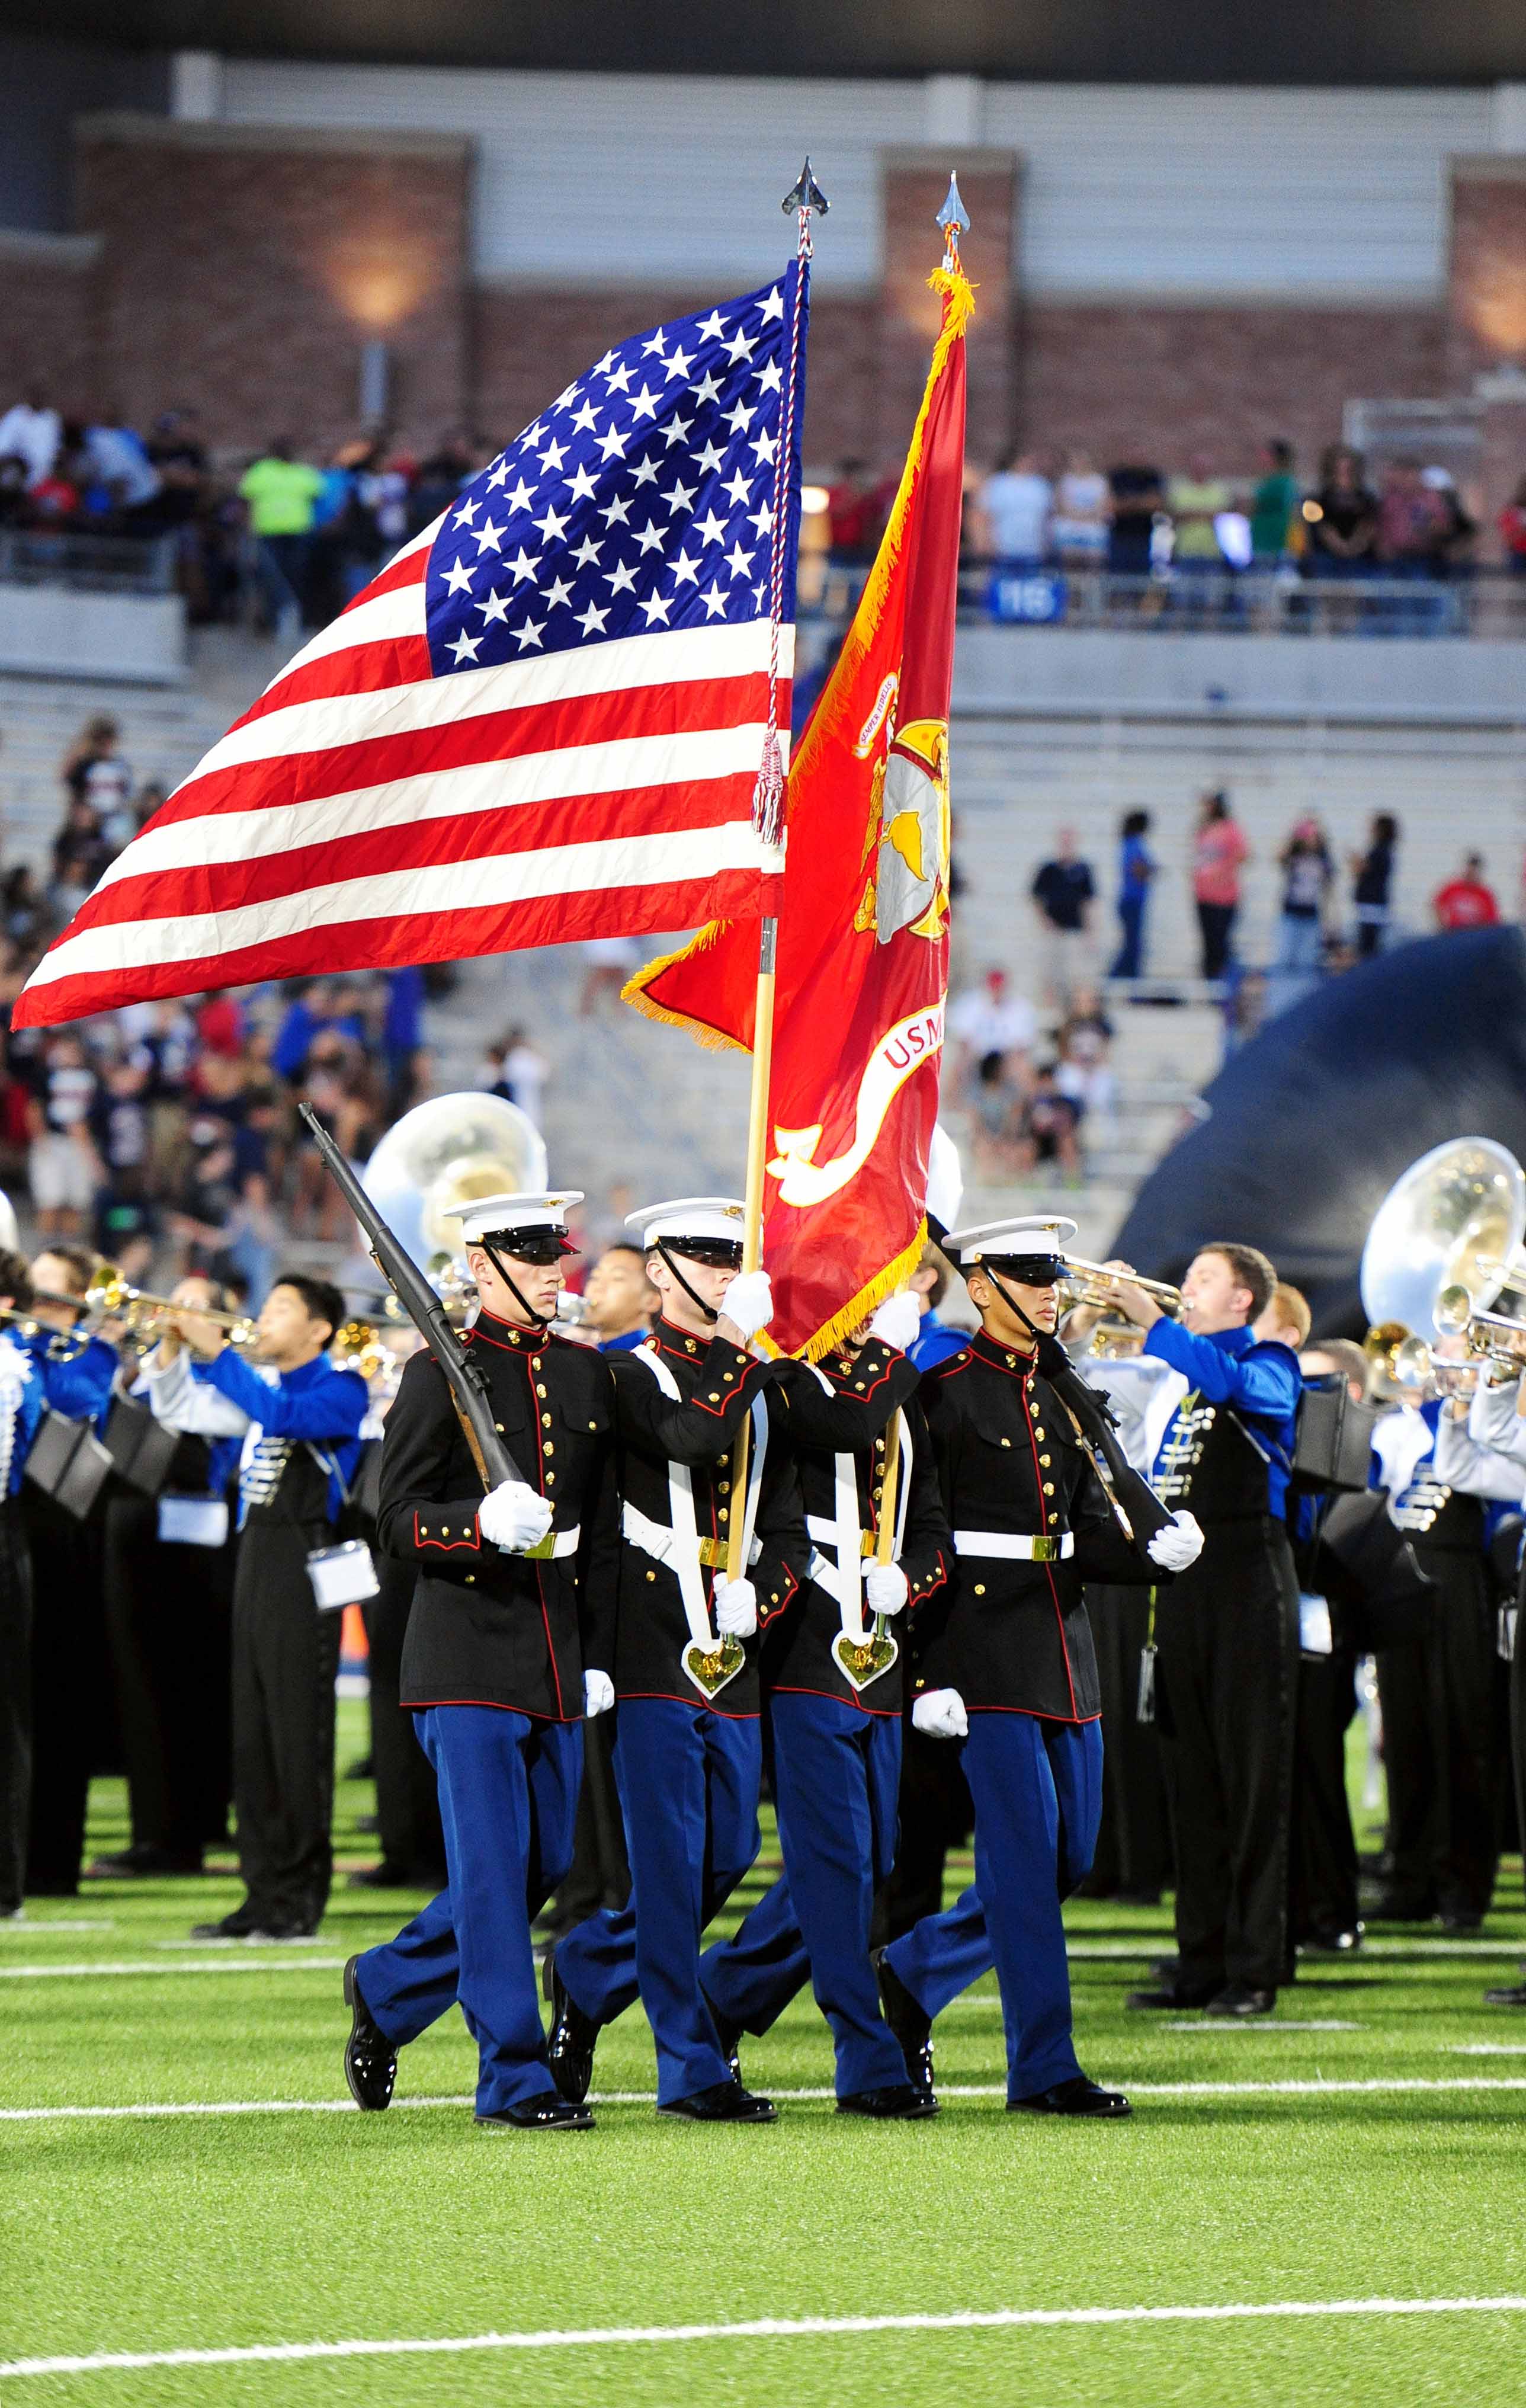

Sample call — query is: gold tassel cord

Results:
[799,1220,928,1364]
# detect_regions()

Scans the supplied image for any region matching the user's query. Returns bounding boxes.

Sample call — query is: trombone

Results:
[1059,1256,1183,1317]
[85,1264,258,1350]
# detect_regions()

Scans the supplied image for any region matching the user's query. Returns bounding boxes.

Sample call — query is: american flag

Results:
[15,267,808,1029]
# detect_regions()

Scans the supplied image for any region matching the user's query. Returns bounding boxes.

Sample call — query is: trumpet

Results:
[0,1301,92,1360]
[332,1319,389,1384]
[1432,1284,1526,1378]
[85,1265,258,1350]
[1059,1256,1183,1317]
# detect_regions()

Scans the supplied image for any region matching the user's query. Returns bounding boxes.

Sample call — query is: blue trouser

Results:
[556,1696,761,2105]
[701,1690,906,2096]
[355,1705,581,2115]
[1110,892,1147,979]
[883,1712,1103,2099]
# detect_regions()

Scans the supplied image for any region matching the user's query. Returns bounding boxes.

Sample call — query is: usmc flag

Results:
[627,265,970,1357]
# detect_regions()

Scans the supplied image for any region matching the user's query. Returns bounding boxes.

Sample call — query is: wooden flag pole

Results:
[723,915,777,1582]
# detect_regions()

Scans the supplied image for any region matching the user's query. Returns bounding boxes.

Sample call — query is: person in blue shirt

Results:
[905,1248,967,1372]
[1109,808,1156,980]
[0,1249,46,1919]
[177,1271,368,1941]
[1105,1241,1302,2017]
[581,1243,657,1354]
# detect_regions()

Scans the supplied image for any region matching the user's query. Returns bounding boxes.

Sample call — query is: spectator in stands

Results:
[1,868,43,952]
[1168,450,1235,613]
[1054,990,1116,1140]
[79,409,162,524]
[1374,458,1451,631]
[310,437,385,618]
[1498,475,1526,575]
[1050,450,1110,567]
[826,459,873,557]
[132,780,167,838]
[238,438,325,639]
[28,1034,98,1237]
[1015,1062,1082,1181]
[1250,440,1301,564]
[1349,812,1399,957]
[947,965,1037,1099]
[271,981,363,1082]
[143,409,208,526]
[1303,445,1377,578]
[1422,466,1476,575]
[1273,816,1335,985]
[1107,459,1164,578]
[1432,852,1500,933]
[578,934,642,1014]
[1110,807,1156,979]
[0,386,61,488]
[970,1051,1026,1180]
[0,455,29,527]
[1191,789,1249,981]
[407,430,477,537]
[27,448,81,526]
[62,716,134,851]
[977,447,1052,567]
[1030,827,1097,1002]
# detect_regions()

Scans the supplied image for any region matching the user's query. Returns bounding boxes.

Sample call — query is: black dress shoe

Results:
[1300,1924,1364,1955]
[346,1862,413,1890]
[871,1946,935,2098]
[1011,2075,1132,2119]
[546,1964,600,2104]
[342,1956,397,2111]
[1367,1889,1436,1922]
[1115,1885,1163,1908]
[476,2091,594,2131]
[658,2079,777,2122]
[189,1904,265,1939]
[86,1844,203,1878]
[709,2011,743,2085]
[1437,1909,1483,1935]
[1484,1982,1526,2006]
[1205,1983,1276,2017]
[1125,1983,1217,2011]
[836,2083,939,2120]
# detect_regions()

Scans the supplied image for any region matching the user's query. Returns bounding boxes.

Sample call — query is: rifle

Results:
[299,1101,524,1496]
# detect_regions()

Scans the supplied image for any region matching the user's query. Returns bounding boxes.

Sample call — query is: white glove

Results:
[912,1687,968,1740]
[868,1290,921,1352]
[864,1561,909,1618]
[478,1479,553,1552]
[713,1576,758,1638]
[583,1669,615,1719]
[717,1270,773,1341]
[1147,1510,1205,1573]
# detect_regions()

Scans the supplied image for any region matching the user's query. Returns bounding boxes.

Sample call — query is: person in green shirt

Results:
[1249,438,1301,563]
[238,440,325,640]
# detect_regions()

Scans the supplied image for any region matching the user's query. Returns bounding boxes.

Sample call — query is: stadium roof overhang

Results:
[12,0,1526,84]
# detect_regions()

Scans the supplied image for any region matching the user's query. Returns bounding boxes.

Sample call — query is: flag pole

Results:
[724,160,826,1586]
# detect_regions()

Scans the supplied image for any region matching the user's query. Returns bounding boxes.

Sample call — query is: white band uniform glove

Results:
[478,1479,553,1554]
[864,1561,909,1618]
[912,1687,968,1740]
[717,1270,773,1341]
[1146,1510,1205,1573]
[867,1290,921,1353]
[713,1576,758,1639]
[583,1669,615,1719]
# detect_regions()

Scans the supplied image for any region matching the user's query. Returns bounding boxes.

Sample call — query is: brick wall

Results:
[72,117,471,456]
[1446,160,1526,529]
[1013,299,1449,482]
[0,233,102,413]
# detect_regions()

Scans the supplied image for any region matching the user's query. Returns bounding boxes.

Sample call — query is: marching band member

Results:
[874,1218,1199,2118]
[177,1272,368,1942]
[0,1251,47,1918]
[22,1244,123,1897]
[1367,1359,1505,1930]
[700,1285,951,2119]
[1453,1363,1526,2002]
[548,1197,806,2124]
[1111,1243,1303,2019]
[344,1193,619,2132]
[91,1275,246,1878]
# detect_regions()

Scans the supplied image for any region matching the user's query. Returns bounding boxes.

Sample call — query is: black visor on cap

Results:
[662,1237,743,1270]
[975,1253,1066,1286]
[479,1227,578,1265]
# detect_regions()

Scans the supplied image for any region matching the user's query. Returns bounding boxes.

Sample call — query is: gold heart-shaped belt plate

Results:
[681,1635,746,1700]
[831,1627,899,1693]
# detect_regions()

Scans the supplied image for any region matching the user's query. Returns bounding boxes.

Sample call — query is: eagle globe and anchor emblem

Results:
[766,698,951,1216]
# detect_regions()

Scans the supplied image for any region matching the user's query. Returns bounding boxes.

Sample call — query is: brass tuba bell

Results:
[1360,1137,1526,1347]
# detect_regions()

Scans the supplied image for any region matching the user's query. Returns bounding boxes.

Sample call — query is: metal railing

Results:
[953,559,1526,639]
[0,530,178,596]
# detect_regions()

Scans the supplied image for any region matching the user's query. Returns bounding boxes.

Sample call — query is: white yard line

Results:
[5,2076,1526,2125]
[5,2295,1526,2380]
[1163,2020,1360,2034]
[0,1958,351,1980]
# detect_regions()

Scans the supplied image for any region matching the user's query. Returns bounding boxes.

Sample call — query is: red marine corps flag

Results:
[628,239,971,1357]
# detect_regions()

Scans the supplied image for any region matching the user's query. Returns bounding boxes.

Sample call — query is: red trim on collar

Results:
[653,1317,707,1360]
[969,1330,1040,1380]
[464,1309,547,1352]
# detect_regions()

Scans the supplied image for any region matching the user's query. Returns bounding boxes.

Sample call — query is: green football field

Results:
[6,1701,1526,2406]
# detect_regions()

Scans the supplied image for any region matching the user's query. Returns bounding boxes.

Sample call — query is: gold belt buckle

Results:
[1031,1535,1060,1563]
[523,1530,557,1561]
[697,1535,728,1568]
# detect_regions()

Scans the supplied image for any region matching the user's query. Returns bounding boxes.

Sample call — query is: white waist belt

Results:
[621,1500,758,1571]
[953,1529,1074,1562]
[524,1524,581,1560]
[805,1513,874,1556]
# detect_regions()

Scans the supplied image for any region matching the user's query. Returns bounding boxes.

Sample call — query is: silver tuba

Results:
[1360,1135,1526,1353]
[359,1092,550,1276]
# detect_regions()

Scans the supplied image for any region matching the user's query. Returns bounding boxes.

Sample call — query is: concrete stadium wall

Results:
[0,585,186,683]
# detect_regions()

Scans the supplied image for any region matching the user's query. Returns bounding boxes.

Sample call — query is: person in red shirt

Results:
[1432,852,1500,933]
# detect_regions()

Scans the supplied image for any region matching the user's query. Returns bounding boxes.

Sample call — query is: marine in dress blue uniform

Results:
[549,1197,807,2122]
[699,1296,950,2115]
[0,1249,47,1917]
[876,1218,1195,2119]
[347,1192,620,2133]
